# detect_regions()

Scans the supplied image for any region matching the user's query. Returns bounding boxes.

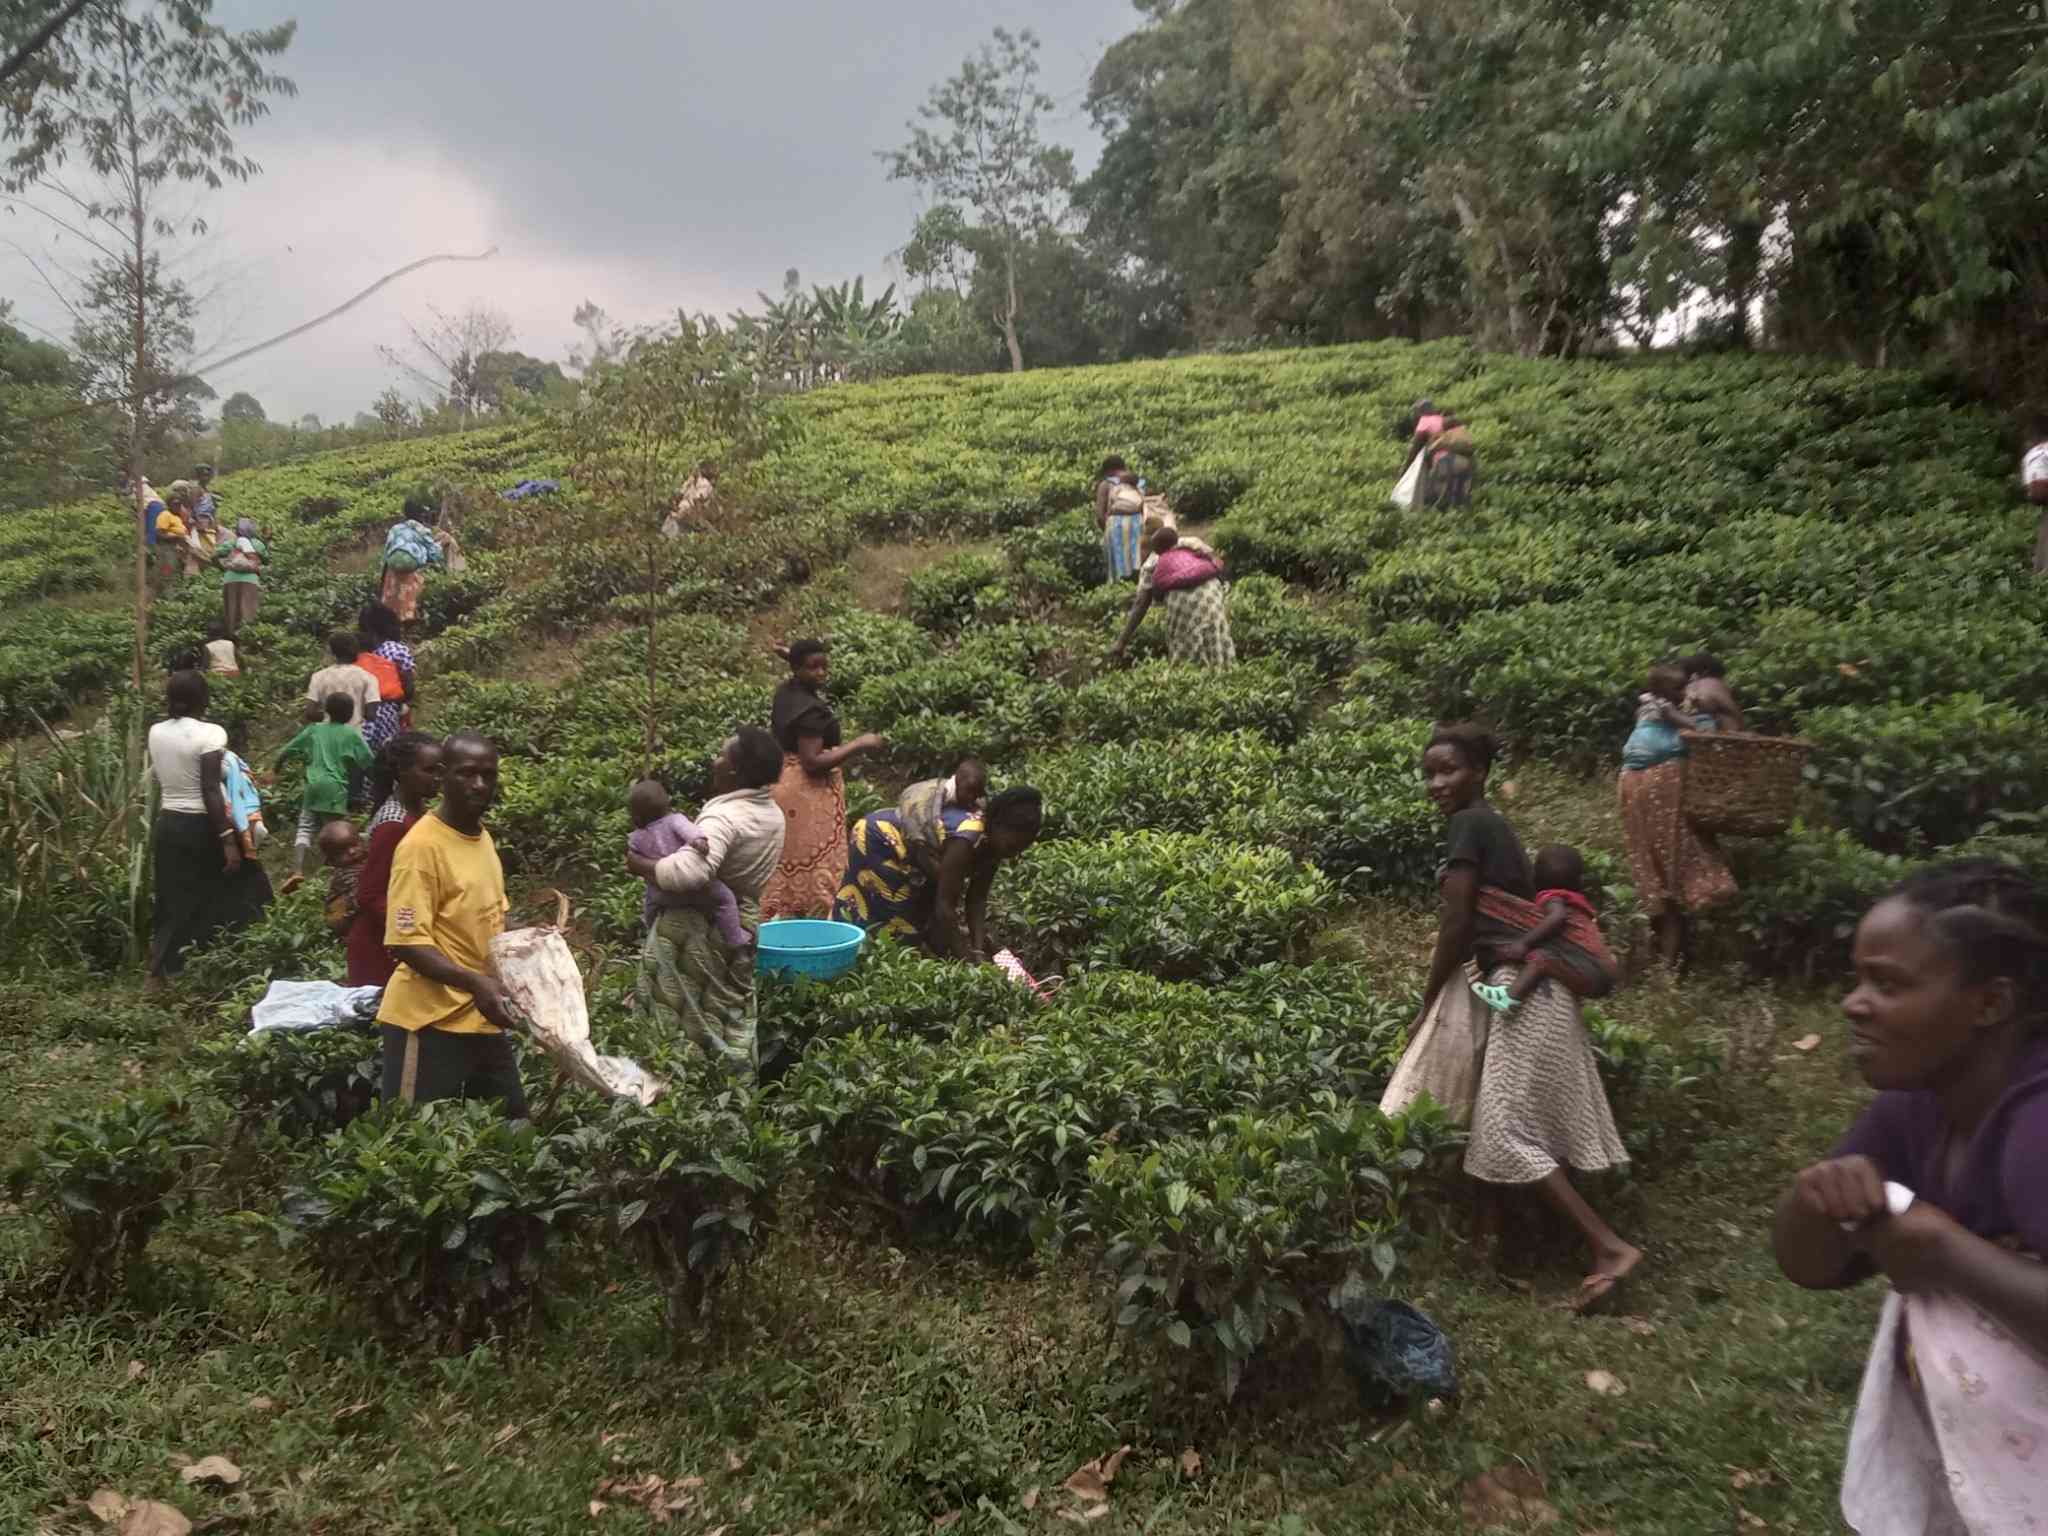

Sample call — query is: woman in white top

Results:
[2024,421,2048,574]
[145,670,272,989]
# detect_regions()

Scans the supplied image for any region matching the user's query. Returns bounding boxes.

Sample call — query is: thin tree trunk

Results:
[121,19,148,740]
[1002,239,1024,373]
[645,527,659,776]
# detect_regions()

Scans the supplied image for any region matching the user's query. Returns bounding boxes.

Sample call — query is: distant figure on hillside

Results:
[215,517,268,637]
[1095,455,1145,583]
[1381,723,1637,1313]
[1773,861,2048,1534]
[380,497,448,624]
[1618,661,1735,970]
[1109,525,1234,669]
[1422,412,1477,508]
[662,463,719,538]
[203,621,241,679]
[192,464,219,524]
[356,603,417,751]
[152,485,189,597]
[1680,653,1745,735]
[1402,397,1446,459]
[144,670,273,993]
[760,638,884,920]
[2024,419,2048,573]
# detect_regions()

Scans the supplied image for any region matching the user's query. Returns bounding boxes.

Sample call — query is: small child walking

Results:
[277,693,374,883]
[1475,844,1621,1012]
[627,779,751,947]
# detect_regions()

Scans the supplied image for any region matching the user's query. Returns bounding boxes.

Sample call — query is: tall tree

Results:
[884,27,1075,372]
[0,0,295,702]
[219,389,264,423]
[0,299,112,511]
[378,304,514,425]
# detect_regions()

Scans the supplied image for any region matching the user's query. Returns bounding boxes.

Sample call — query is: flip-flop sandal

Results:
[1468,978,1515,1013]
[1572,1272,1628,1316]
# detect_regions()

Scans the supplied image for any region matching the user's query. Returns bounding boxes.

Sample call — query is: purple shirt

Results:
[629,811,705,925]
[1833,1037,2048,1255]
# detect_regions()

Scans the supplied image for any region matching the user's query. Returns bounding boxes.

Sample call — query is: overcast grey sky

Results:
[2,0,1124,423]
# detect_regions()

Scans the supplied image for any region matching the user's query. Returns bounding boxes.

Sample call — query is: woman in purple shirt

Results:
[1773,860,2048,1533]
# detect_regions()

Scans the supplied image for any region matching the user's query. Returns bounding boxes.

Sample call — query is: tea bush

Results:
[904,552,1012,634]
[1284,707,1439,892]
[579,1083,794,1335]
[1225,575,1361,679]
[1022,732,1318,849]
[194,1025,382,1141]
[281,1102,591,1349]
[1068,659,1316,746]
[1004,830,1337,981]
[7,1093,207,1299]
[1082,1096,1456,1399]
[1801,695,2048,853]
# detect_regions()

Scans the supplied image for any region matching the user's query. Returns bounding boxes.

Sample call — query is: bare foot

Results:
[1574,1243,1643,1314]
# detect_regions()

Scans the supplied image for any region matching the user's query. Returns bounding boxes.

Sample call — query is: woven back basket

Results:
[1679,731,1812,838]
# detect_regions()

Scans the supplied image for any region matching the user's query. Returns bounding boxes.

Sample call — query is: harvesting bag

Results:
[1390,451,1424,508]
[1376,966,1488,1124]
[488,892,664,1107]
[222,537,262,573]
[1140,493,1177,543]
[1107,482,1145,518]
[992,948,1061,1003]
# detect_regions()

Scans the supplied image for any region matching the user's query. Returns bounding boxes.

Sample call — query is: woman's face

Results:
[400,745,445,805]
[1843,896,2004,1091]
[1421,743,1484,817]
[797,651,830,689]
[709,741,740,796]
[986,816,1041,860]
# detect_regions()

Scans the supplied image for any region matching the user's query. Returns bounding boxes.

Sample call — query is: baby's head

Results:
[1533,844,1586,896]
[318,819,364,869]
[628,778,671,830]
[1646,663,1686,703]
[952,754,988,808]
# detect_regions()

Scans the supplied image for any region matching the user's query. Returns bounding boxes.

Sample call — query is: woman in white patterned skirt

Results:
[1381,722,1639,1311]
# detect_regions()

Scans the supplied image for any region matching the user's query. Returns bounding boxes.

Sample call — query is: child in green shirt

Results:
[278,692,373,881]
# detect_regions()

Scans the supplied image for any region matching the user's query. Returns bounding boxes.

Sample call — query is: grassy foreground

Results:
[3,802,1877,1536]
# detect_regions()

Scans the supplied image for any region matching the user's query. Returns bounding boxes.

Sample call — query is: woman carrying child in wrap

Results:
[1380,723,1638,1311]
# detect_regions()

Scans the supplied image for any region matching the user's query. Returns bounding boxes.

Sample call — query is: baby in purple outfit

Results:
[627,779,750,946]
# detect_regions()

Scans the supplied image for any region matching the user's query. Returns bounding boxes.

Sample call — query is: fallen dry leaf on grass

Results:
[1180,1448,1202,1480]
[1791,1034,1821,1053]
[332,1401,374,1424]
[180,1456,241,1488]
[726,1449,746,1473]
[588,1500,606,1518]
[1021,1486,1040,1511]
[1459,1465,1560,1529]
[245,1396,275,1414]
[1584,1370,1627,1397]
[933,1513,960,1530]
[87,1488,129,1523]
[126,1360,147,1382]
[119,1504,192,1536]
[1620,1317,1657,1337]
[1730,1468,1762,1490]
[487,1422,522,1453]
[1063,1444,1132,1502]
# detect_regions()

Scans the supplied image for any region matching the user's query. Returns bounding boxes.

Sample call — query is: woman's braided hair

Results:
[1891,859,2048,1034]
[368,730,437,812]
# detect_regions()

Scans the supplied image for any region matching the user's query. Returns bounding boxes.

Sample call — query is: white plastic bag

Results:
[1390,450,1424,508]
[249,980,382,1033]
[489,893,664,1106]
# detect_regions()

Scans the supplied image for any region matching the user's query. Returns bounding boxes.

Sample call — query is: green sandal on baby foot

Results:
[1469,979,1515,1013]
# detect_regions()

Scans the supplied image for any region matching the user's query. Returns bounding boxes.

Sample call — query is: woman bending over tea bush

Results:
[1381,723,1638,1312]
[1110,527,1235,669]
[1774,861,2048,1533]
[834,784,1043,963]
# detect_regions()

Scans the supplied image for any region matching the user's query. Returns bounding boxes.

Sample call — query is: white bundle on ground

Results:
[488,893,664,1106]
[249,980,383,1033]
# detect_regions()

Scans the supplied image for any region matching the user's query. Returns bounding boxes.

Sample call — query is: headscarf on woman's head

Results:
[166,479,197,507]
[236,518,258,538]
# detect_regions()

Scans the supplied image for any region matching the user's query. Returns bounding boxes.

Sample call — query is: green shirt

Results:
[216,535,268,585]
[278,722,372,815]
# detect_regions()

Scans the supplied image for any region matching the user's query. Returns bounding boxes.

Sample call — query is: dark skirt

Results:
[1425,450,1476,507]
[150,810,274,977]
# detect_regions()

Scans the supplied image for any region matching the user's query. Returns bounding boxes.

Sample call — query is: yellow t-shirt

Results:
[377,813,508,1035]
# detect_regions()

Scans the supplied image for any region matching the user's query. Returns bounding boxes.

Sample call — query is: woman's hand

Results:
[854,731,886,754]
[1497,941,1529,965]
[1789,1155,1889,1229]
[769,642,791,663]
[625,851,657,881]
[221,840,243,875]
[1863,1201,1965,1293]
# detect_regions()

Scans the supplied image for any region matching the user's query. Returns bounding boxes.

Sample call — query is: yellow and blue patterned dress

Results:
[833,801,984,941]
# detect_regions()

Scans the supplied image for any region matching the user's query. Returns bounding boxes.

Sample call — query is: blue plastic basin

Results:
[755,918,867,982]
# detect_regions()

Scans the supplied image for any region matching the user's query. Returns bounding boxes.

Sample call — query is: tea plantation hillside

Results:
[3,339,2036,1533]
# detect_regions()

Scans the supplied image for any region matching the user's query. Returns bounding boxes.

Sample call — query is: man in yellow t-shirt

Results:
[378,732,526,1116]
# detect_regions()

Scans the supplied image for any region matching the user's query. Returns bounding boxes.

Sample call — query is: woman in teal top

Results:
[1617,661,1736,967]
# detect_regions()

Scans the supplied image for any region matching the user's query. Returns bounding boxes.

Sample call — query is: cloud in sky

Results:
[3,0,1121,422]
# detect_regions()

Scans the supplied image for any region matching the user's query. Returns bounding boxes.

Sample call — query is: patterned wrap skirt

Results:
[759,756,847,920]
[1425,449,1476,507]
[833,810,937,941]
[1103,513,1144,582]
[636,904,758,1078]
[1618,760,1737,917]
[1464,963,1628,1184]
[381,564,428,623]
[1161,579,1236,667]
